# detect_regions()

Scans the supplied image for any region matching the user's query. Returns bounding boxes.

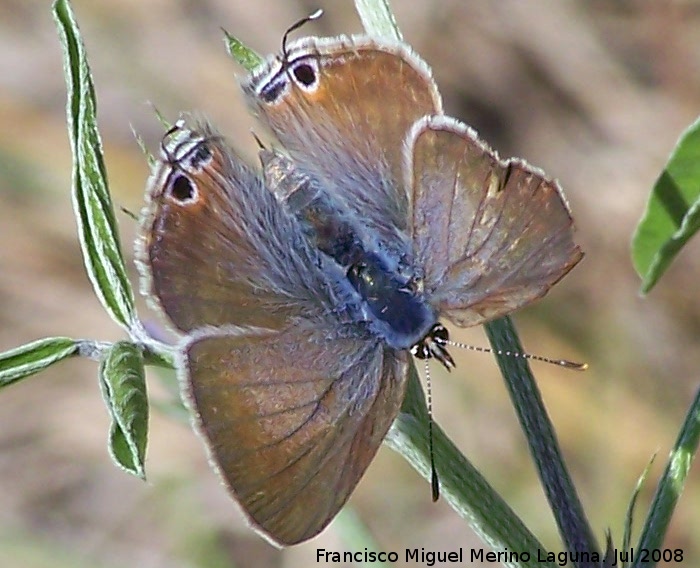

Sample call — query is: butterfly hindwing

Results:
[183,324,408,545]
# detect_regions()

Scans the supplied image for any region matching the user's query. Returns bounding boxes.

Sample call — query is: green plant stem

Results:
[389,365,556,567]
[486,317,600,564]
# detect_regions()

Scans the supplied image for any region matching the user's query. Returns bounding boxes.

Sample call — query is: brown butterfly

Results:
[137,34,582,546]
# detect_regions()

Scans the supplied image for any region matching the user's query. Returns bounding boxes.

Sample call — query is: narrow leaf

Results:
[622,454,656,562]
[223,29,263,71]
[0,337,78,388]
[602,531,617,568]
[99,341,149,478]
[633,387,700,567]
[632,115,700,293]
[354,0,403,41]
[54,0,136,329]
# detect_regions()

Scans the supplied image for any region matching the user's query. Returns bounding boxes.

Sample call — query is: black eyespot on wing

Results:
[169,174,196,202]
[292,62,316,87]
[191,144,212,168]
[260,77,287,103]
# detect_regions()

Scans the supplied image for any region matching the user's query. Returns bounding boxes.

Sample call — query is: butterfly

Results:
[137,34,582,546]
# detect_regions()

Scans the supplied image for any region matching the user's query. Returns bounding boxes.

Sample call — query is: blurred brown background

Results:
[1,1,700,566]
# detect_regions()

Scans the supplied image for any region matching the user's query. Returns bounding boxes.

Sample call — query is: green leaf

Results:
[223,29,263,71]
[622,454,656,566]
[0,337,78,388]
[53,0,137,330]
[99,341,149,479]
[632,115,700,293]
[633,387,700,567]
[142,342,177,369]
[354,0,403,42]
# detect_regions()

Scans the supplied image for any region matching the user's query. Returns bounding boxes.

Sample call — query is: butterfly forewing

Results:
[407,115,583,327]
[184,324,408,546]
[242,36,442,246]
[138,124,343,333]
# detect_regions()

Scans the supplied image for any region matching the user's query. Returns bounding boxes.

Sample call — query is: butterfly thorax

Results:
[344,250,437,350]
[262,149,443,352]
[296,196,440,352]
